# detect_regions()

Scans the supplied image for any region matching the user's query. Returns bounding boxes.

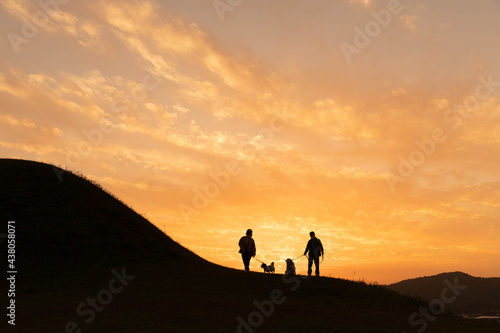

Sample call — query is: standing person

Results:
[304,231,324,277]
[238,229,256,272]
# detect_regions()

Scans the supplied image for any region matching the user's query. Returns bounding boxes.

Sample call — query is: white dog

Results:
[261,262,275,274]
[285,259,296,276]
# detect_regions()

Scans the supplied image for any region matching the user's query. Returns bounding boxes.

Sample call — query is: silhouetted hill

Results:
[0,159,206,276]
[1,159,499,332]
[388,272,500,313]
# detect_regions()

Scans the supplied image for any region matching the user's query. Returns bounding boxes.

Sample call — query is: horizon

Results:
[2,0,500,285]
[6,156,500,285]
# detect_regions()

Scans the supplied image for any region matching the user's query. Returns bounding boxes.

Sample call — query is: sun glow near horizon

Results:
[1,0,500,284]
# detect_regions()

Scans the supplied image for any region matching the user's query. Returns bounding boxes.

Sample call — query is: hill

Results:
[1,159,499,332]
[388,272,500,314]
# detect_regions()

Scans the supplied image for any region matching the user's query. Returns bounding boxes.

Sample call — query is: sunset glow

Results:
[2,0,500,284]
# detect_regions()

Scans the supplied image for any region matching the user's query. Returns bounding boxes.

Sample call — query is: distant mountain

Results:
[388,272,500,313]
[1,159,499,332]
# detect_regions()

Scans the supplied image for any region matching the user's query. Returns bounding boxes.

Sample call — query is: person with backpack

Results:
[304,231,324,277]
[238,229,256,272]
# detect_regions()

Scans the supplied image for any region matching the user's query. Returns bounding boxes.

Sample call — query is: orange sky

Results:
[2,0,500,284]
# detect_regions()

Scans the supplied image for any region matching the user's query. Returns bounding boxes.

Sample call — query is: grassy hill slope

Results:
[1,159,498,332]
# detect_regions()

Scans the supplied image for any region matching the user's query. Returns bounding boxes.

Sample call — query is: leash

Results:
[295,254,324,263]
[253,257,265,264]
[255,254,323,264]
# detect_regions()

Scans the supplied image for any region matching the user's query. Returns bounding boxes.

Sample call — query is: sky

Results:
[1,0,500,284]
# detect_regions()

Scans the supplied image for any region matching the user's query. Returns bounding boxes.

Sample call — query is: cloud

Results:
[400,14,419,31]
[0,0,31,20]
[0,114,64,155]
[348,0,372,7]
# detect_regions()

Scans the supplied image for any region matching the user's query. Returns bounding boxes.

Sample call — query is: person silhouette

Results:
[238,229,256,272]
[304,231,324,277]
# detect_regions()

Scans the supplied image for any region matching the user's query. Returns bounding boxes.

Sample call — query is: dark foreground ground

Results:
[1,159,499,332]
[5,262,500,333]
